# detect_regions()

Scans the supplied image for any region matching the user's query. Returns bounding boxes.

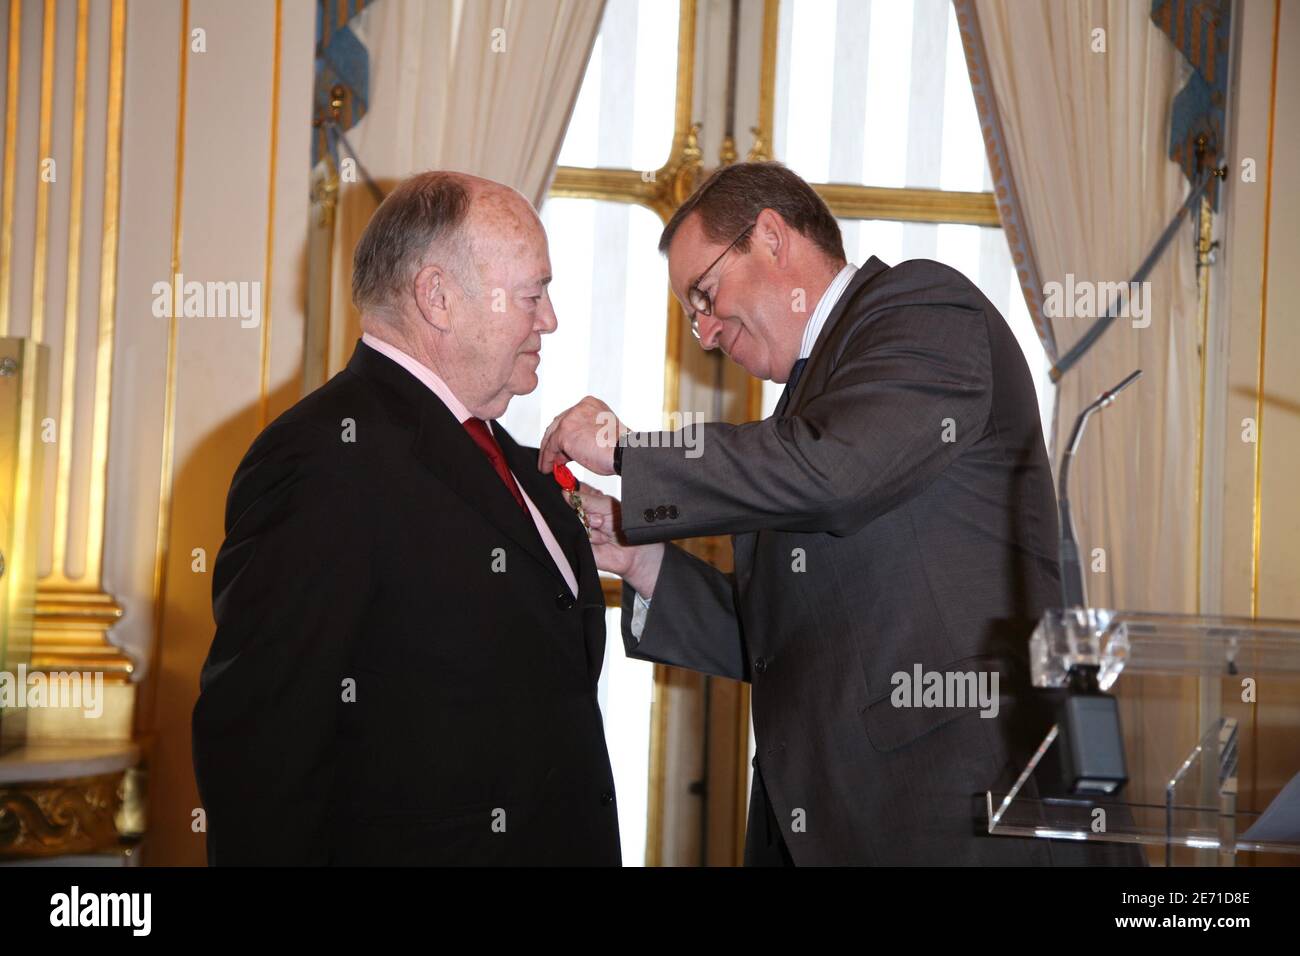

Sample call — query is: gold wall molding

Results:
[0,0,22,336]
[29,0,56,344]
[142,0,189,734]
[0,0,133,678]
[816,183,1000,226]
[32,589,128,677]
[258,0,283,431]
[0,771,124,858]
[50,0,89,586]
[746,0,778,163]
[1250,0,1280,621]
[29,0,132,683]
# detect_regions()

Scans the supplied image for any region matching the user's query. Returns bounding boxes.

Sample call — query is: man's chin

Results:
[732,355,770,382]
[508,369,540,400]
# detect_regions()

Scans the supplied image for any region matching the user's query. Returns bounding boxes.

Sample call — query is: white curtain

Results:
[973,0,1200,615]
[326,0,607,374]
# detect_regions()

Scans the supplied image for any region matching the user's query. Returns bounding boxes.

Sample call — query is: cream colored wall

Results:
[0,0,314,863]
[1221,0,1299,622]
[1208,0,1299,840]
[123,0,315,866]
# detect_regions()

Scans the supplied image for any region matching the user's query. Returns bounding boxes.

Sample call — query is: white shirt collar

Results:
[798,263,857,360]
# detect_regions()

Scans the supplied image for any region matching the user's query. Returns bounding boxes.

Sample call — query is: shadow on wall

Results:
[137,235,311,867]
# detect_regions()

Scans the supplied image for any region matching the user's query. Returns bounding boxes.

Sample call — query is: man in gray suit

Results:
[539,162,1139,866]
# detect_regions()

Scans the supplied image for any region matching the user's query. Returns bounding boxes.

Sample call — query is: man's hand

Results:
[570,481,663,598]
[538,396,623,477]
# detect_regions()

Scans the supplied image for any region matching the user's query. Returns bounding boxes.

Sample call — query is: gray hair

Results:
[351,171,477,316]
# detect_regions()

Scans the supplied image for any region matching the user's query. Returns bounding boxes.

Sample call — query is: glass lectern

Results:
[987,608,1300,865]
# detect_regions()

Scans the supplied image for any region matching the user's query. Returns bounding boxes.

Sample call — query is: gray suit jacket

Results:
[618,257,1140,865]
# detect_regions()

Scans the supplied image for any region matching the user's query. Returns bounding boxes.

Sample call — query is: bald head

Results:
[352,171,536,315]
[353,170,556,420]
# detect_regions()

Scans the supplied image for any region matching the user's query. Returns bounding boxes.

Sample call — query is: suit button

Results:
[751,755,758,769]
[555,591,576,610]
[667,505,678,519]
[643,508,656,522]
[754,656,768,675]
[655,505,668,519]
[601,790,615,806]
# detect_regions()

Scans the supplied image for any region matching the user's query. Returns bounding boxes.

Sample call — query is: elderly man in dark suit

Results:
[539,161,1140,866]
[193,172,619,865]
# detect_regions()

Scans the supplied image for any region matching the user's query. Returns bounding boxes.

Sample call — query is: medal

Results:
[552,463,591,536]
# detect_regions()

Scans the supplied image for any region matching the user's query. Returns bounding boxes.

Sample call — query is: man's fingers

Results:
[537,413,563,471]
[575,482,615,517]
[539,427,565,473]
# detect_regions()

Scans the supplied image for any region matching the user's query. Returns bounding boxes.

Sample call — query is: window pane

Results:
[598,607,655,866]
[775,0,989,191]
[556,0,680,172]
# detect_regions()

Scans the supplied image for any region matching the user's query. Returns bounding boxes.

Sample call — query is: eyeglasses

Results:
[687,223,755,340]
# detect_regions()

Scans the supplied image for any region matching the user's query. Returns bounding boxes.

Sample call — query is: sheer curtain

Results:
[325,0,606,374]
[972,0,1200,615]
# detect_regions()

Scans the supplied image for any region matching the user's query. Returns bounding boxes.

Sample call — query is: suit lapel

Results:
[499,428,608,681]
[414,408,575,590]
[734,259,891,590]
[497,425,590,598]
[348,341,567,589]
[779,256,889,418]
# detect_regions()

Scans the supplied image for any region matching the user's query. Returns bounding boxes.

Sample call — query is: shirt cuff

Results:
[630,591,652,640]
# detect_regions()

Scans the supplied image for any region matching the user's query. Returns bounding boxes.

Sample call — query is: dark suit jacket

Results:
[619,257,1140,866]
[192,340,620,865]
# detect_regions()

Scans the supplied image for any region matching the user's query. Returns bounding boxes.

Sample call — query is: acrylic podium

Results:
[986,608,1300,865]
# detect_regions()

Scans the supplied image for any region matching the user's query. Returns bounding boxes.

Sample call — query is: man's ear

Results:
[413,264,453,331]
[754,208,790,268]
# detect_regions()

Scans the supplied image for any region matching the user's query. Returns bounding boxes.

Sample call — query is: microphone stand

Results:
[1057,369,1143,608]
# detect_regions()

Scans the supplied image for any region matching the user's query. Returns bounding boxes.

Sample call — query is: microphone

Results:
[1057,370,1142,608]
[1051,371,1141,796]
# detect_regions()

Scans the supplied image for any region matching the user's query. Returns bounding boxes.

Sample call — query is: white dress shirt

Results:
[629,263,859,638]
[361,332,579,598]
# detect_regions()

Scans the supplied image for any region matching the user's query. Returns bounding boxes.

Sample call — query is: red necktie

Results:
[463,417,527,511]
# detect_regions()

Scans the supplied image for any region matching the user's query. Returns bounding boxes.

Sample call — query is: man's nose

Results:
[537,299,558,334]
[696,312,724,350]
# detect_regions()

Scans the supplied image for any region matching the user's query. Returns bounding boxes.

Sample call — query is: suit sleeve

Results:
[620,303,992,543]
[619,543,748,682]
[192,423,372,865]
